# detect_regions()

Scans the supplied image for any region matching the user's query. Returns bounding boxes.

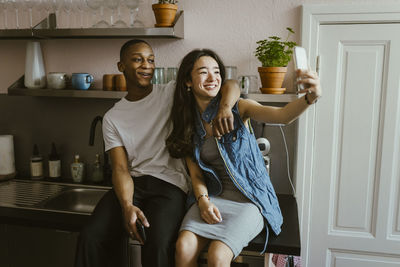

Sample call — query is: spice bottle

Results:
[71,154,84,183]
[30,144,43,179]
[48,142,61,179]
[91,154,104,183]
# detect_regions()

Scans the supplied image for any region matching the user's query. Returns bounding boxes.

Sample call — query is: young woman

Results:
[166,49,321,266]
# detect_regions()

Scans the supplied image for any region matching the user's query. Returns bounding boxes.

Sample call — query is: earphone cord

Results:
[279,125,296,196]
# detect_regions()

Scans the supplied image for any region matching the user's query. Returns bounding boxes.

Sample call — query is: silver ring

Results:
[307,89,312,94]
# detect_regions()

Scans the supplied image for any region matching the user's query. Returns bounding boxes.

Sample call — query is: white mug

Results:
[47,72,67,89]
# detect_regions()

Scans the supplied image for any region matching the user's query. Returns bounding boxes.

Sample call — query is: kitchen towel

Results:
[0,135,16,178]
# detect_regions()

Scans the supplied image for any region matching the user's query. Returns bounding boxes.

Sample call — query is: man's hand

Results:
[123,204,149,244]
[212,104,234,138]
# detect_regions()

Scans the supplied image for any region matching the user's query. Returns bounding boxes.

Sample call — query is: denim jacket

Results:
[191,95,283,252]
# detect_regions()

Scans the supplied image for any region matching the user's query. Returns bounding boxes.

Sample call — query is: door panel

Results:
[329,250,400,267]
[333,44,384,236]
[309,23,400,267]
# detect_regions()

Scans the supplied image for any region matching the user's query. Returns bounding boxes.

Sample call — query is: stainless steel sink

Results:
[42,188,108,214]
[0,180,110,215]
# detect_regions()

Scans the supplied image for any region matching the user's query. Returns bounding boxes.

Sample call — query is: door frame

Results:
[296,4,400,266]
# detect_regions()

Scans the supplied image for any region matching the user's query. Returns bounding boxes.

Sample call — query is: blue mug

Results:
[72,73,94,90]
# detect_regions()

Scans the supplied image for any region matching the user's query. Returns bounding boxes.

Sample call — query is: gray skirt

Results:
[179,189,264,258]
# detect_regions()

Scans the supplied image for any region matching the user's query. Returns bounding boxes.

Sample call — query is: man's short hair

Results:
[120,39,151,61]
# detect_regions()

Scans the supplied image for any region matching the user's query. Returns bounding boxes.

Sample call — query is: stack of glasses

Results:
[0,0,144,29]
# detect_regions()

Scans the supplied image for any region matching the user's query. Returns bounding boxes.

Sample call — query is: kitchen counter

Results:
[0,179,111,232]
[0,179,300,258]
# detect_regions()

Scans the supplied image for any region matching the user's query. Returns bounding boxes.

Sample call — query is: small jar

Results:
[71,154,85,183]
[31,144,43,180]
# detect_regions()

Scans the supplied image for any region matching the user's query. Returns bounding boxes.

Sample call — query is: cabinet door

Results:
[0,224,11,267]
[6,225,78,267]
[308,23,400,267]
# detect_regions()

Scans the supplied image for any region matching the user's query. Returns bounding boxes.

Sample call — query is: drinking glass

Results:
[166,67,177,83]
[113,1,126,27]
[22,0,34,28]
[96,0,109,27]
[247,75,260,93]
[6,0,18,28]
[61,0,72,28]
[0,0,8,29]
[238,75,250,94]
[124,0,143,27]
[132,0,143,27]
[152,67,165,85]
[106,0,126,27]
[74,0,88,28]
[225,66,237,80]
[86,0,109,28]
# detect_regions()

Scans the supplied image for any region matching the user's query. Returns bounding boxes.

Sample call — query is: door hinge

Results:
[316,55,321,75]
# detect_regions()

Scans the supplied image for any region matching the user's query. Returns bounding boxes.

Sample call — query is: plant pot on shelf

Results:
[152,3,178,27]
[258,67,287,94]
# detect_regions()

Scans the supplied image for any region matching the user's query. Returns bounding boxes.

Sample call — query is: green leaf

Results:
[255,27,297,67]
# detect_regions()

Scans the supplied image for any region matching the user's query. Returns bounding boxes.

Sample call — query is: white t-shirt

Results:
[102,81,189,193]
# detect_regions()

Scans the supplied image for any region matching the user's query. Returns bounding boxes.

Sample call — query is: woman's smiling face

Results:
[187,56,222,100]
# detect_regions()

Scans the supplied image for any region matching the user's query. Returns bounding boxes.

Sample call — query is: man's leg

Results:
[74,190,128,267]
[134,176,186,267]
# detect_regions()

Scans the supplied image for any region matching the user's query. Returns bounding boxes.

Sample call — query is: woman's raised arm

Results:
[239,69,321,125]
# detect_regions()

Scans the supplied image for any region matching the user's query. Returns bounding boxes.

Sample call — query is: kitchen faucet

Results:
[89,116,111,185]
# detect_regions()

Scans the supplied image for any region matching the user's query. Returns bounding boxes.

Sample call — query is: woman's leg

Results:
[207,240,233,267]
[175,230,208,267]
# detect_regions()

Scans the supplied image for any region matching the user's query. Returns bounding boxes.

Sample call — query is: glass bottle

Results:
[48,142,61,179]
[71,154,84,183]
[91,154,103,183]
[30,144,43,179]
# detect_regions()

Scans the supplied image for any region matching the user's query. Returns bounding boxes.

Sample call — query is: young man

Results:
[74,39,240,267]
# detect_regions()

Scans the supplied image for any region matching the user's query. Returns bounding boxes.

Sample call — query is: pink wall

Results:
[1,0,394,94]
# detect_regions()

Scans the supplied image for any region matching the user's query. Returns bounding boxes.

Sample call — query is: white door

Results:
[308,23,400,266]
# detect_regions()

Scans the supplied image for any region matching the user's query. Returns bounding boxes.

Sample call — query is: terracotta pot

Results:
[259,87,286,94]
[152,3,178,27]
[258,67,287,94]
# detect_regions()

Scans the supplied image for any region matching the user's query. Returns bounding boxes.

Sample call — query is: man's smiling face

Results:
[118,42,155,89]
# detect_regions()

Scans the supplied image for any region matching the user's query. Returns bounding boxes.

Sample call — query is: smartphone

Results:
[293,46,309,91]
[136,220,146,243]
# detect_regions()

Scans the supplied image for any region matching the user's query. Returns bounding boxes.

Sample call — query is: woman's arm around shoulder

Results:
[213,79,241,137]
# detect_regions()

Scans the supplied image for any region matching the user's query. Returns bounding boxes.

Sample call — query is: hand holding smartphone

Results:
[136,219,146,243]
[293,46,309,91]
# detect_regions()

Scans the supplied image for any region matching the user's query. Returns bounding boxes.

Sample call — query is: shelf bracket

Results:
[33,13,57,30]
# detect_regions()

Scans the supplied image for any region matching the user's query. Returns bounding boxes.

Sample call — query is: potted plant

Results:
[255,27,297,94]
[152,0,178,27]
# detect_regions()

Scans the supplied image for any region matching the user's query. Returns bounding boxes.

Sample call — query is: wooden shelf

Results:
[9,77,297,103]
[8,87,127,99]
[7,76,126,99]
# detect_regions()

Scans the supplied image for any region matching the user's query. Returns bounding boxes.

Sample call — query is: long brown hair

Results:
[166,49,226,158]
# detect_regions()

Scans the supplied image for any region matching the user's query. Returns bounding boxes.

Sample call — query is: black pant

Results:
[74,175,187,267]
